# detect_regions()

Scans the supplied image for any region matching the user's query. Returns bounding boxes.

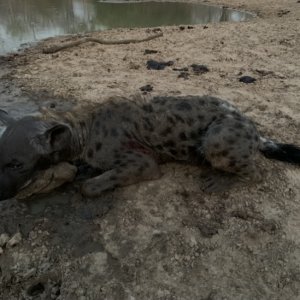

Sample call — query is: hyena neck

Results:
[43,107,95,161]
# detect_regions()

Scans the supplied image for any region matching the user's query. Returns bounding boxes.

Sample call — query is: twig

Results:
[43,32,163,54]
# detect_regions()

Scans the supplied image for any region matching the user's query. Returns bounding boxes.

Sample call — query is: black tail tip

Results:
[260,143,300,165]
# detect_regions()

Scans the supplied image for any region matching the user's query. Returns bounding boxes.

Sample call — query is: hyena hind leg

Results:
[81,152,162,197]
[200,117,262,193]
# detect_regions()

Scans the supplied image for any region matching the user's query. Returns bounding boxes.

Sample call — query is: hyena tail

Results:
[259,137,300,165]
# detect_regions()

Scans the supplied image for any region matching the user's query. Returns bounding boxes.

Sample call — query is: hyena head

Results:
[0,109,72,201]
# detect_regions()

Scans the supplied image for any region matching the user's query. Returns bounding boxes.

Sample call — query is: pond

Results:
[0,0,254,54]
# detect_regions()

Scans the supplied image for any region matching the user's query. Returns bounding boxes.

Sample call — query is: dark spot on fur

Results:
[198,115,205,121]
[174,114,185,123]
[143,118,154,131]
[134,122,139,131]
[79,121,85,128]
[138,165,145,173]
[170,149,178,156]
[197,128,205,135]
[221,150,229,156]
[114,160,121,165]
[110,175,117,181]
[187,118,194,126]
[179,132,187,141]
[125,132,132,139]
[120,162,127,167]
[211,127,221,134]
[156,145,163,150]
[115,154,121,160]
[167,116,176,125]
[190,131,198,139]
[226,138,235,144]
[103,126,108,137]
[161,127,172,136]
[235,122,244,129]
[111,128,118,137]
[244,133,252,140]
[188,146,197,154]
[164,140,176,148]
[95,121,100,128]
[211,99,219,106]
[142,104,154,113]
[87,149,94,158]
[95,142,102,151]
[181,149,187,155]
[144,135,151,142]
[153,97,167,105]
[242,154,250,159]
[122,116,131,122]
[229,160,236,167]
[213,143,220,148]
[240,163,249,168]
[175,101,192,111]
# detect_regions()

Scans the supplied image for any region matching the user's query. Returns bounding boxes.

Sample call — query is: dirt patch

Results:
[0,0,300,299]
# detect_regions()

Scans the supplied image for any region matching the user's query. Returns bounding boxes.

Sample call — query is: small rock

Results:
[144,49,158,55]
[129,62,140,70]
[179,26,185,30]
[239,75,256,84]
[146,59,174,70]
[0,233,10,247]
[191,64,209,74]
[140,84,153,93]
[187,26,194,29]
[178,72,190,80]
[7,232,22,247]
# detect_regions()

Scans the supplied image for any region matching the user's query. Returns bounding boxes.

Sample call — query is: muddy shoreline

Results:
[1,0,300,299]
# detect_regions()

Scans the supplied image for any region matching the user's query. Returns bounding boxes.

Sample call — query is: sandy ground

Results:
[0,0,300,299]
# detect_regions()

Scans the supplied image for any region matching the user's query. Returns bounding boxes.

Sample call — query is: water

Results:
[0,0,253,54]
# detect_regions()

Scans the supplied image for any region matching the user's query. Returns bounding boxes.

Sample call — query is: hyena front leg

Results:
[81,152,162,197]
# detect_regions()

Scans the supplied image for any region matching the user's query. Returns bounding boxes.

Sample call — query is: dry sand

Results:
[0,0,299,299]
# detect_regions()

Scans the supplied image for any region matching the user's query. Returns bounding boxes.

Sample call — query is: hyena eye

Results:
[6,161,23,170]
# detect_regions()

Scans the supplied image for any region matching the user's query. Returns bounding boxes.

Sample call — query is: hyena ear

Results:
[0,109,15,125]
[32,122,72,155]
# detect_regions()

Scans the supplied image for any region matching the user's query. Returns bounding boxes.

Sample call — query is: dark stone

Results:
[146,59,174,70]
[187,26,194,29]
[179,26,185,30]
[239,76,256,84]
[140,85,153,93]
[178,72,190,80]
[191,64,209,75]
[144,49,158,55]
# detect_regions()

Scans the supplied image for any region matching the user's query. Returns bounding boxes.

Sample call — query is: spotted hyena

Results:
[0,95,299,200]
